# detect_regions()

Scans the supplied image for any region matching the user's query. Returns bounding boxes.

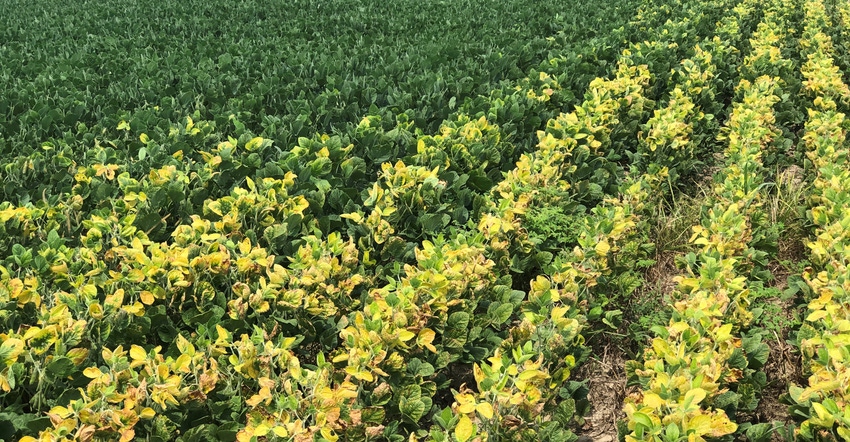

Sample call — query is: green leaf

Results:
[664,423,680,441]
[491,303,513,325]
[742,334,769,369]
[744,422,773,442]
[362,407,386,423]
[632,412,654,430]
[399,395,426,422]
[46,357,76,377]
[448,312,470,329]
[419,213,450,233]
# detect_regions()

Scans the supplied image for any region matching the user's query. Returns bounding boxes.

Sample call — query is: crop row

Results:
[622,0,802,437]
[8,0,849,439]
[783,0,850,438]
[0,1,748,441]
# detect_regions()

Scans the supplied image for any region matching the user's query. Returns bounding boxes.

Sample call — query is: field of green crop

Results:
[2,0,850,440]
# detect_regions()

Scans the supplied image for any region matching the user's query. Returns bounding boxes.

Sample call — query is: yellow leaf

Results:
[715,323,733,341]
[807,310,829,322]
[130,345,146,361]
[417,328,437,352]
[122,302,145,316]
[595,240,611,256]
[246,387,271,407]
[239,238,252,255]
[707,412,737,437]
[320,426,339,442]
[140,408,156,419]
[49,406,72,418]
[813,402,833,422]
[669,321,690,334]
[174,354,192,373]
[455,415,474,442]
[456,393,476,414]
[345,366,374,382]
[140,291,154,305]
[688,414,711,435]
[642,392,665,409]
[341,212,363,223]
[518,369,543,381]
[476,402,494,419]
[88,303,104,319]
[397,330,415,342]
[684,388,707,408]
[175,334,195,356]
[83,367,102,379]
[254,424,270,437]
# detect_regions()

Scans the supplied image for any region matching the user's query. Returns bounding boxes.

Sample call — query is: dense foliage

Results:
[1,0,849,440]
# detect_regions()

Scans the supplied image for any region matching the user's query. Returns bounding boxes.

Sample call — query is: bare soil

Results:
[575,343,630,442]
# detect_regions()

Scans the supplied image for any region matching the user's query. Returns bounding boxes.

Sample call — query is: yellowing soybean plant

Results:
[1,0,849,439]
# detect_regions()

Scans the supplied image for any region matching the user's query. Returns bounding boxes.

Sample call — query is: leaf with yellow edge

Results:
[455,415,474,442]
[65,348,89,365]
[22,327,42,342]
[245,137,266,152]
[341,212,363,223]
[0,338,24,365]
[245,176,256,192]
